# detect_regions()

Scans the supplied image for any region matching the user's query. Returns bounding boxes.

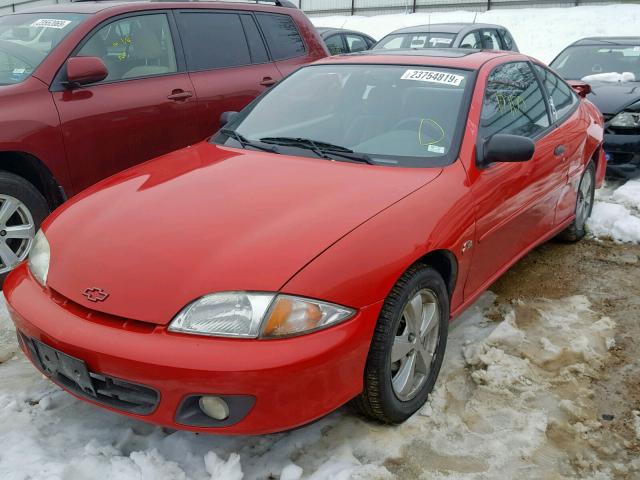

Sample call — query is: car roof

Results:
[314,48,516,70]
[387,23,504,35]
[569,36,640,46]
[316,27,373,38]
[14,0,294,15]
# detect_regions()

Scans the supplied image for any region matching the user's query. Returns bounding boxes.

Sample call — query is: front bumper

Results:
[603,132,640,179]
[5,263,381,435]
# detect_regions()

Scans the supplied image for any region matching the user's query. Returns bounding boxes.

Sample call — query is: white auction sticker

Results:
[427,144,445,154]
[429,37,453,45]
[30,19,72,29]
[401,69,464,86]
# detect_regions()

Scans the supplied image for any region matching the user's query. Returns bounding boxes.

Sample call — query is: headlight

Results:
[27,229,50,287]
[168,292,355,339]
[609,111,640,128]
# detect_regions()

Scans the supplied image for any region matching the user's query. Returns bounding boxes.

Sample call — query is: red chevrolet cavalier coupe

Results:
[5,49,605,435]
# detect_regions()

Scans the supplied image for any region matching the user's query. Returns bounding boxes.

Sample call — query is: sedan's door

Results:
[464,61,565,297]
[175,10,283,138]
[53,12,200,193]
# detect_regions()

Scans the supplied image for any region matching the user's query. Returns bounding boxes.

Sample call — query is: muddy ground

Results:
[490,239,640,476]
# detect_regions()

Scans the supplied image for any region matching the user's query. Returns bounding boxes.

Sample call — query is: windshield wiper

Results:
[220,129,279,154]
[259,137,375,164]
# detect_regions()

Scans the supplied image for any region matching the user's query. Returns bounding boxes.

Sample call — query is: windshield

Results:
[0,13,87,85]
[550,44,640,81]
[213,64,473,167]
[373,33,456,50]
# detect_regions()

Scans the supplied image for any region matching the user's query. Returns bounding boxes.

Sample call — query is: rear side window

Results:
[255,13,305,60]
[480,30,502,50]
[500,29,514,51]
[345,34,369,53]
[534,64,577,122]
[325,34,346,55]
[178,12,251,70]
[480,62,550,139]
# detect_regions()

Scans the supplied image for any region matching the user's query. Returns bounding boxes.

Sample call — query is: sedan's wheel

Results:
[0,172,49,283]
[558,161,595,242]
[352,265,449,424]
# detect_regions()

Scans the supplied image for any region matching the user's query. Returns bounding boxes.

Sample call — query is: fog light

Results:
[198,396,230,420]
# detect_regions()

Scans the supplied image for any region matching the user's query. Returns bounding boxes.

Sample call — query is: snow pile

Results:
[582,72,636,83]
[1,291,636,479]
[311,4,640,63]
[588,180,640,243]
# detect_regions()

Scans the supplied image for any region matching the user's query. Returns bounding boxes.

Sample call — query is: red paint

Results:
[5,51,604,434]
[1,2,327,197]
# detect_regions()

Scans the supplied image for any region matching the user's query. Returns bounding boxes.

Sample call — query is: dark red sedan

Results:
[5,49,605,435]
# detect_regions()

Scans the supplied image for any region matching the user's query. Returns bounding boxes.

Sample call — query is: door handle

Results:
[260,77,277,87]
[167,90,193,101]
[554,145,566,157]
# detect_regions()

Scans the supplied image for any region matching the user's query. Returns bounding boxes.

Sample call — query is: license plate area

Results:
[32,339,96,396]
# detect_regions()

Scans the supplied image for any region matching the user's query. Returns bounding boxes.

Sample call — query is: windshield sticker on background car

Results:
[401,69,464,86]
[30,19,72,29]
[429,38,453,46]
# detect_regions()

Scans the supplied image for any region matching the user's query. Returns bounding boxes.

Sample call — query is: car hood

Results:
[586,81,640,115]
[44,142,442,325]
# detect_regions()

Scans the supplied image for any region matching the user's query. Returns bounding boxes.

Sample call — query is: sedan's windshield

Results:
[213,64,472,167]
[0,13,87,85]
[550,44,640,81]
[374,33,456,50]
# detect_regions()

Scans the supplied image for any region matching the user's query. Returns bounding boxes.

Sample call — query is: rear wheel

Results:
[558,161,595,242]
[0,172,49,284]
[352,265,449,424]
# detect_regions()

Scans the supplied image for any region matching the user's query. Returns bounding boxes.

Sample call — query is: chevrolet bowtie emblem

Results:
[82,287,110,302]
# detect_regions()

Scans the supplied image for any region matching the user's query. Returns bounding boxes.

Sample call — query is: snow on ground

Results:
[0,288,637,479]
[588,180,640,244]
[311,4,640,64]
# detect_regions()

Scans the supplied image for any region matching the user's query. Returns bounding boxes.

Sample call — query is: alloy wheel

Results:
[0,194,35,274]
[390,288,441,401]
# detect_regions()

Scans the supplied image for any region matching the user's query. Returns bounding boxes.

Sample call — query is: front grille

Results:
[20,333,159,415]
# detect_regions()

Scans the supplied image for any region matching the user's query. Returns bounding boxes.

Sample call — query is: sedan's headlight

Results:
[27,229,50,287]
[609,111,640,128]
[168,292,355,339]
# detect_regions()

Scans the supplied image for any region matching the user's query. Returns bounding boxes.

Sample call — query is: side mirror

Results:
[482,134,535,165]
[66,56,108,87]
[220,111,238,127]
[567,80,591,98]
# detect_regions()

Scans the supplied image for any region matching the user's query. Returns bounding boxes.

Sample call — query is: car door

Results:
[175,10,282,138]
[53,12,199,192]
[344,33,369,53]
[533,63,586,224]
[464,61,566,297]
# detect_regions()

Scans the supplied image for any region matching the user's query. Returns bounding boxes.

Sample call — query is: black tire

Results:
[352,264,449,424]
[0,171,49,285]
[557,161,596,242]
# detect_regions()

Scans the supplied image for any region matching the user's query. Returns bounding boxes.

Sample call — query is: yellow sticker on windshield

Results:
[401,69,464,86]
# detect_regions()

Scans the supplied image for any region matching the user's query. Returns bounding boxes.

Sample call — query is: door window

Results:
[480,62,550,139]
[77,14,177,82]
[240,15,269,64]
[345,34,368,53]
[534,64,577,122]
[459,31,481,49]
[499,29,515,51]
[480,29,502,50]
[178,12,251,70]
[256,13,305,60]
[325,34,346,55]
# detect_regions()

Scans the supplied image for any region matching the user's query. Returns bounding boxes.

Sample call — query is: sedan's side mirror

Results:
[482,133,535,165]
[220,111,238,127]
[567,80,591,98]
[66,56,108,87]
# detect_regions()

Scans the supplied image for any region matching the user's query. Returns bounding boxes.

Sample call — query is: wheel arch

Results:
[0,151,65,211]
[413,249,458,300]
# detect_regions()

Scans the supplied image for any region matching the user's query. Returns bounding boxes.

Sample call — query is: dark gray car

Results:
[316,27,375,55]
[373,23,518,52]
[550,37,640,178]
